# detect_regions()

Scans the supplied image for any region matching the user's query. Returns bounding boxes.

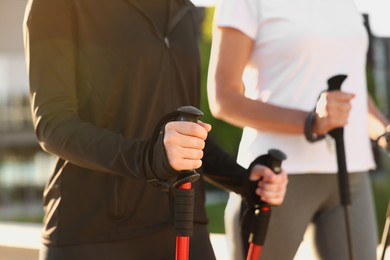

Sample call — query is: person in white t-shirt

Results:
[207,0,390,259]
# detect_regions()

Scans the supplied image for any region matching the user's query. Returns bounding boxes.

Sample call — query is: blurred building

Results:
[0,0,46,216]
[0,0,37,151]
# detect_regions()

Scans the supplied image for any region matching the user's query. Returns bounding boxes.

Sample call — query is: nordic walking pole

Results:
[173,106,203,260]
[246,149,287,260]
[380,200,390,260]
[327,74,354,260]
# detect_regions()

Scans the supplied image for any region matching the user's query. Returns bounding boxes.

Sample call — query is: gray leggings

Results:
[225,172,378,260]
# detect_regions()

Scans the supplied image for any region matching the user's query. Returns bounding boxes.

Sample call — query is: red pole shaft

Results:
[176,236,190,260]
[247,243,262,260]
[175,182,191,260]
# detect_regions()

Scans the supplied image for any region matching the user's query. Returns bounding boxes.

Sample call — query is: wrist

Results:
[377,124,390,139]
[376,124,390,149]
[304,111,325,143]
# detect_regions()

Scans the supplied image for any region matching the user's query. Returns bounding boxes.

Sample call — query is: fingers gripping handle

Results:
[248,149,287,207]
[173,106,203,187]
[146,106,202,191]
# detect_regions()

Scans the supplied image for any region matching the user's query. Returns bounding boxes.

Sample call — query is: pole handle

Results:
[177,106,203,123]
[248,149,286,246]
[248,149,287,209]
[327,74,347,140]
[174,106,203,260]
[327,75,355,260]
[174,106,203,186]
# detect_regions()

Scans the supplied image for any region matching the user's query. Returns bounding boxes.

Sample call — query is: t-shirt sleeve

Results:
[214,0,260,40]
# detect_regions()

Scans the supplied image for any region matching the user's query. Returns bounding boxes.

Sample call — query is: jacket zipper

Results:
[127,0,193,48]
[111,1,194,219]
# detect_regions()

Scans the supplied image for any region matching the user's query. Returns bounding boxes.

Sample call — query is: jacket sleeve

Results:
[201,136,249,195]
[24,0,176,181]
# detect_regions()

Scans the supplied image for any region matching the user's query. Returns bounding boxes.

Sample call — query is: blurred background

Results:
[0,0,389,259]
[0,0,56,224]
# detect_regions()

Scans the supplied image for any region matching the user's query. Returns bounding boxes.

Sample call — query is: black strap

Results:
[147,110,181,192]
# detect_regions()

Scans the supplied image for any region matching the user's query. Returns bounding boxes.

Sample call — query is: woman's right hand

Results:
[163,121,211,172]
[313,90,355,135]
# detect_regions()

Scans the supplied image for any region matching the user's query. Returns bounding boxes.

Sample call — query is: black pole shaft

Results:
[380,200,390,260]
[332,132,354,260]
[333,132,351,206]
[327,74,354,260]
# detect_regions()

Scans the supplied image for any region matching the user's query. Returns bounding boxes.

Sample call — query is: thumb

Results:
[198,120,212,132]
[249,165,273,181]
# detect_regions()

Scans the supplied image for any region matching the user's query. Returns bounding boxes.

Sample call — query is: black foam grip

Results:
[334,135,351,205]
[173,187,195,236]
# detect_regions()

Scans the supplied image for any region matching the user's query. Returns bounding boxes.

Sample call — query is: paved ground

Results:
[0,221,388,260]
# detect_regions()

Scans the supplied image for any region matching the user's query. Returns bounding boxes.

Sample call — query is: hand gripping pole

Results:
[327,74,354,260]
[174,106,203,260]
[246,149,287,260]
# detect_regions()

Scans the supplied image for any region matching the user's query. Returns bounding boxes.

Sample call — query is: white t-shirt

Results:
[214,0,376,174]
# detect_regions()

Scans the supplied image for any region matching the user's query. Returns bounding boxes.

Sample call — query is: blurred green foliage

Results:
[199,8,242,156]
[371,149,390,238]
[206,201,227,234]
